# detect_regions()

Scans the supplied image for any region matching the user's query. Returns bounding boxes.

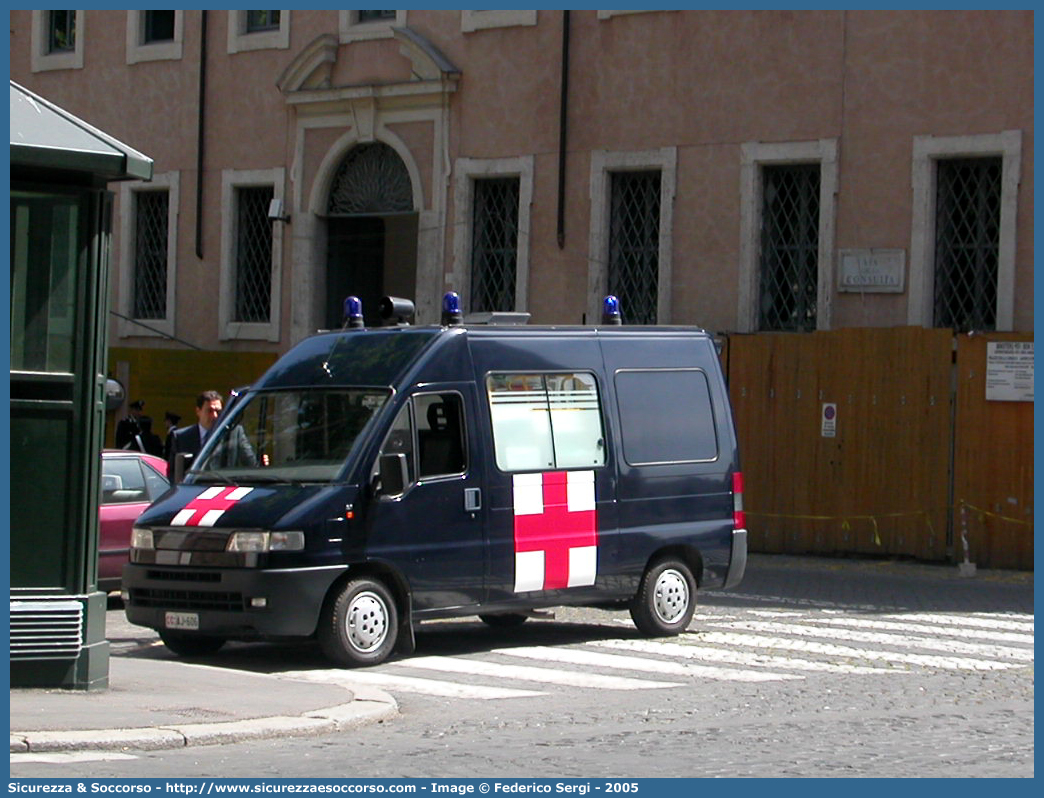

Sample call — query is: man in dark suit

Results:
[115,399,146,450]
[167,390,223,474]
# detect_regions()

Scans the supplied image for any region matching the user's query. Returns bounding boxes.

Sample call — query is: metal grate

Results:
[235,186,274,324]
[933,158,1001,332]
[758,164,820,332]
[470,177,520,313]
[146,570,222,582]
[246,10,280,32]
[133,190,169,320]
[129,588,245,612]
[49,11,76,53]
[328,143,413,216]
[608,171,660,324]
[358,11,396,23]
[10,598,83,660]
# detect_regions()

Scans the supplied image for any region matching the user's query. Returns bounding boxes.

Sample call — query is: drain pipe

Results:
[556,10,571,249]
[195,10,208,258]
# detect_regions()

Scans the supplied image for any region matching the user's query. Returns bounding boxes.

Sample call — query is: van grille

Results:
[146,569,222,583]
[130,588,244,612]
[10,598,84,660]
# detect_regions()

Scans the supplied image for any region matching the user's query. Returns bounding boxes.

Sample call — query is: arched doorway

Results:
[325,142,418,327]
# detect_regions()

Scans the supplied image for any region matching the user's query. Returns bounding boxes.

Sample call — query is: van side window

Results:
[378,393,468,488]
[487,372,606,472]
[614,369,719,465]
[416,393,467,479]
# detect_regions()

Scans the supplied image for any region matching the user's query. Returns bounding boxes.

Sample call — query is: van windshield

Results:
[193,389,389,484]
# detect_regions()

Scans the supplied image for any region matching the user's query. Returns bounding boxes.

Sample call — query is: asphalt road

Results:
[10,554,1034,779]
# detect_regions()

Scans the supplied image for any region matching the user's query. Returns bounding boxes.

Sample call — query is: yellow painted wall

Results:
[105,348,277,447]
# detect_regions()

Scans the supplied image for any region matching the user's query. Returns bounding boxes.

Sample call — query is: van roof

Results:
[255,323,714,390]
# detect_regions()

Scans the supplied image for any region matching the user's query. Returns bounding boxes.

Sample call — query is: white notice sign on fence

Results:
[985,341,1034,402]
[821,403,837,437]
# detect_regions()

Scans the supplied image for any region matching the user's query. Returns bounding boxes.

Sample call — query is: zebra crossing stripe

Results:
[695,631,1020,671]
[796,616,1034,645]
[704,591,891,612]
[490,645,803,682]
[881,613,1034,633]
[711,620,1034,662]
[399,655,682,690]
[592,637,899,675]
[278,668,545,699]
[10,752,139,764]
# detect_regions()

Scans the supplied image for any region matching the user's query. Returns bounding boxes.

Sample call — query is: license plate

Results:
[165,611,199,630]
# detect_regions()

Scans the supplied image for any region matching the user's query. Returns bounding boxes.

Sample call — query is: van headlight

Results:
[226,531,305,552]
[131,527,154,550]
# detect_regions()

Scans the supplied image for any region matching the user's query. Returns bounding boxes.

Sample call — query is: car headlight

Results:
[131,527,154,550]
[226,531,305,552]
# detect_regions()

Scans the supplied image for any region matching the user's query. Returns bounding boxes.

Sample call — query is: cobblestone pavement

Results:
[11,554,1033,778]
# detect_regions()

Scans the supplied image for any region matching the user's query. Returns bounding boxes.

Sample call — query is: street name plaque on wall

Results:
[838,249,905,293]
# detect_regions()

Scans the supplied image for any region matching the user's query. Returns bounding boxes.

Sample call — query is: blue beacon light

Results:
[602,295,622,325]
[343,295,364,328]
[442,291,464,326]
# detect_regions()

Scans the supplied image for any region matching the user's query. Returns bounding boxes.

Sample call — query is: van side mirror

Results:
[173,452,194,483]
[377,452,409,497]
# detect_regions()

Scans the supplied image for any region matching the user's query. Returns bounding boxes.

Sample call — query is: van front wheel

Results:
[319,578,398,667]
[629,559,696,636]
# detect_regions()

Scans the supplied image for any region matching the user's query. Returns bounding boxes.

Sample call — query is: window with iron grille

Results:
[234,186,274,324]
[246,11,281,32]
[133,191,169,320]
[758,164,820,332]
[470,178,520,313]
[933,158,1001,332]
[608,171,660,325]
[144,11,176,43]
[358,11,396,23]
[49,11,76,53]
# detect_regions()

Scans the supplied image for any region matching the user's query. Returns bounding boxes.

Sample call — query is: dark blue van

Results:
[123,295,747,667]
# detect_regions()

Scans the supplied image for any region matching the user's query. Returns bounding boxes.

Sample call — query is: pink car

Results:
[99,449,170,592]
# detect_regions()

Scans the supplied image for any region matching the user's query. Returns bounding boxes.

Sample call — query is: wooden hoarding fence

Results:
[952,333,1033,569]
[728,327,962,565]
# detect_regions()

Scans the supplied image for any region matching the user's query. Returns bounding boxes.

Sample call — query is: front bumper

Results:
[123,563,349,640]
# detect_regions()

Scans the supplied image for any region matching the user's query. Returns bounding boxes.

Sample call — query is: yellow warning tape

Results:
[747,501,1033,548]
[746,510,935,547]
[958,500,1034,528]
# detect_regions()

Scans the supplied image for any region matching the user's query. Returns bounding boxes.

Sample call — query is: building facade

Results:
[9,9,1034,354]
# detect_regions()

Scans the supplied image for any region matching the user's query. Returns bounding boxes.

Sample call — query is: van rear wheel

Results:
[319,577,398,667]
[629,558,696,636]
[158,631,226,657]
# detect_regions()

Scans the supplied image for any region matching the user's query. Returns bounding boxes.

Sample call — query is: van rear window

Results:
[486,372,606,472]
[614,369,719,465]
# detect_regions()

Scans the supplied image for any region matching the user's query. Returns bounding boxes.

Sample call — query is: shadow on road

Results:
[124,614,646,674]
[112,553,1032,674]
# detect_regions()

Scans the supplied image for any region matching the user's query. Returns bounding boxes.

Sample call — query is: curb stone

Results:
[10,693,399,754]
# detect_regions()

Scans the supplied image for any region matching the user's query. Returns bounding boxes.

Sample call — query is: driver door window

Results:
[378,392,468,490]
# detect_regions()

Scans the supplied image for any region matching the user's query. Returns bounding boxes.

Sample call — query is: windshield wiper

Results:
[240,474,314,486]
[191,472,240,486]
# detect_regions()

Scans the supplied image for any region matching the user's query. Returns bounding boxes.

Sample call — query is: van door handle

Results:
[464,488,482,512]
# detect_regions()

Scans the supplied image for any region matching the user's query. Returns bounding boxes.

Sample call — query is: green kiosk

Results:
[10,81,153,689]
